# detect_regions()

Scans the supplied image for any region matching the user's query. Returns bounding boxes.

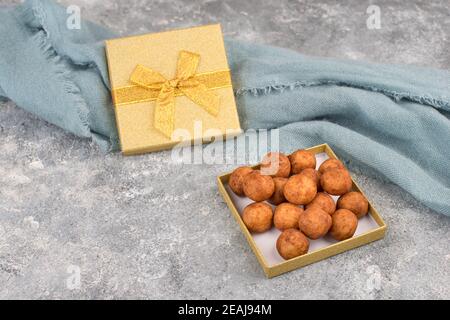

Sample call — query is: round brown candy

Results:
[299,168,322,191]
[274,203,303,231]
[229,166,253,196]
[337,192,369,219]
[242,202,273,233]
[268,177,288,205]
[243,171,275,202]
[298,207,332,239]
[320,168,352,196]
[318,158,345,174]
[260,152,291,178]
[330,209,358,240]
[276,229,309,260]
[289,150,317,174]
[283,174,317,205]
[306,192,336,215]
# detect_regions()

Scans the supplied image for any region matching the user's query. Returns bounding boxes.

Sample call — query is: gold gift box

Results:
[217,144,387,278]
[105,24,242,155]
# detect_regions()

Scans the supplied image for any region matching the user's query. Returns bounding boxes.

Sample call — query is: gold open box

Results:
[217,143,387,278]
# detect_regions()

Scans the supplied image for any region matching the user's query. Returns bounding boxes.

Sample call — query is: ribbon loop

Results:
[176,51,200,80]
[130,65,166,89]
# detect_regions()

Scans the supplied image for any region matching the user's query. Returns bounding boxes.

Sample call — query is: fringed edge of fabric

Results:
[235,80,450,112]
[17,0,116,152]
[0,87,7,102]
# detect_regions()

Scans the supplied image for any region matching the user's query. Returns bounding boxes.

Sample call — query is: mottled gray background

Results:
[0,0,449,300]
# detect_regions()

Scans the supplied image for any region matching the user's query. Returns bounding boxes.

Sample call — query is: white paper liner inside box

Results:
[225,152,380,267]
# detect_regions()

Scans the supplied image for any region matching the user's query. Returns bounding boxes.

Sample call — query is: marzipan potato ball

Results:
[242,202,274,233]
[299,168,322,191]
[306,192,336,215]
[261,152,291,178]
[283,174,317,205]
[243,171,275,202]
[276,229,310,260]
[229,166,254,196]
[337,192,369,219]
[298,207,332,239]
[318,158,345,174]
[330,209,358,240]
[268,177,288,205]
[320,168,352,196]
[274,203,303,231]
[289,150,317,174]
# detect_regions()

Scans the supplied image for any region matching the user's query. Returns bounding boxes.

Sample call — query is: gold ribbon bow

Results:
[112,51,231,138]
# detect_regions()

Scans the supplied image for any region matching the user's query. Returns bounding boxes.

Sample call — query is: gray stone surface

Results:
[0,0,449,300]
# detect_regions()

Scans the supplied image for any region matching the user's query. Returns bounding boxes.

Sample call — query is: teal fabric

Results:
[0,0,118,150]
[0,0,449,216]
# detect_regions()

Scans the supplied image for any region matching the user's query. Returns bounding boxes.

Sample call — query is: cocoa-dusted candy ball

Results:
[260,152,291,178]
[229,166,253,196]
[299,168,322,191]
[289,150,317,174]
[268,177,288,205]
[306,192,336,215]
[276,229,309,260]
[320,168,353,196]
[274,203,303,231]
[337,192,369,219]
[243,171,275,202]
[242,202,274,233]
[283,174,317,205]
[318,158,345,174]
[298,207,332,239]
[330,209,358,241]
